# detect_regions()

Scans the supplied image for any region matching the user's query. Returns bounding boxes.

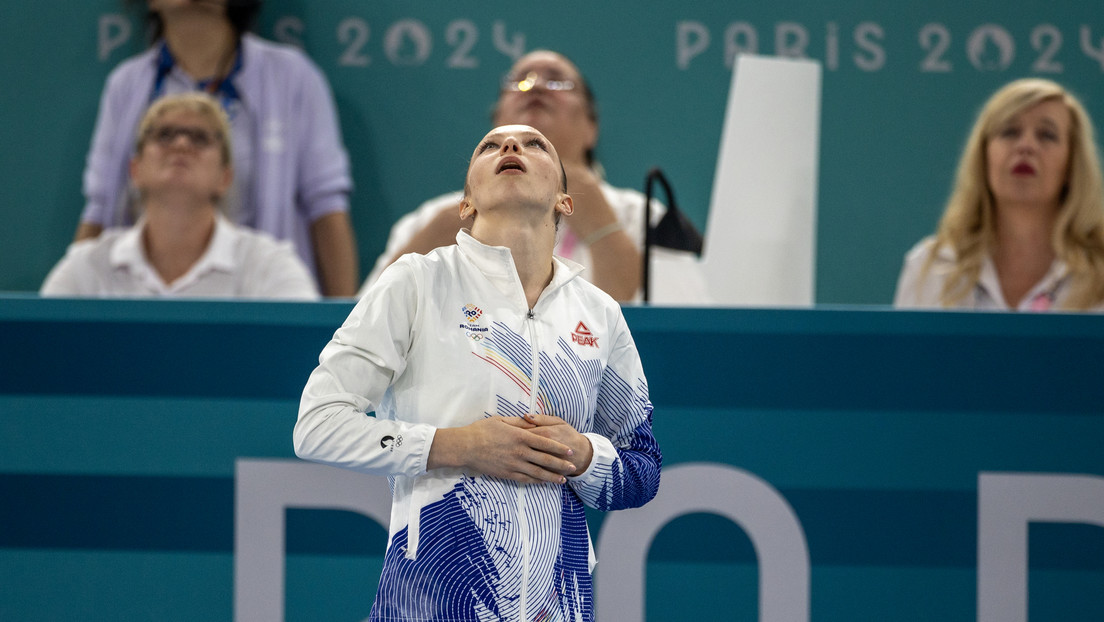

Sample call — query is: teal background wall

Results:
[1,296,1102,620]
[1,2,1102,302]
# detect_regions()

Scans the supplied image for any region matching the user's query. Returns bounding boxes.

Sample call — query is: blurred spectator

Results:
[74,0,358,295]
[895,78,1104,311]
[43,93,318,299]
[362,50,658,302]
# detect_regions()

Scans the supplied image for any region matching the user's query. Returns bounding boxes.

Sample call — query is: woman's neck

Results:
[142,199,219,285]
[993,201,1057,259]
[472,213,557,309]
[992,202,1059,306]
[161,10,238,81]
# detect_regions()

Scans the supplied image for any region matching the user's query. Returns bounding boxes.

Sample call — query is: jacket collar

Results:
[455,229,585,309]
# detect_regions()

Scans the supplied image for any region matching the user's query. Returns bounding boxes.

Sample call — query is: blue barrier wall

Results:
[1,296,1102,620]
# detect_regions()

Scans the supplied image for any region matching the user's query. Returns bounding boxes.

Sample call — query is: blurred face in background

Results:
[131,108,232,205]
[986,98,1072,214]
[494,51,596,166]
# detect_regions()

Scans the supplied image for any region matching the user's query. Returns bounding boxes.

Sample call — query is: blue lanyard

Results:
[150,41,244,115]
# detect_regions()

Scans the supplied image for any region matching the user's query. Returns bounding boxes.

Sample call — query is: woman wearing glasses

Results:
[42,93,318,299]
[362,50,654,302]
[73,0,358,297]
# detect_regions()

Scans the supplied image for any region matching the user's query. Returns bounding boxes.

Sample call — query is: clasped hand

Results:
[428,413,593,485]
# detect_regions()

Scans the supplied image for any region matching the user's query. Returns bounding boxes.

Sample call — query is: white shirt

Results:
[893,236,1101,311]
[40,215,319,300]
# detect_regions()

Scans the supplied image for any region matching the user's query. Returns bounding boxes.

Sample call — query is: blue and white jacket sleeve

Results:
[294,260,435,476]
[567,311,661,511]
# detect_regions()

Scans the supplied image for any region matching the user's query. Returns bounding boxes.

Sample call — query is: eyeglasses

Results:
[501,71,577,93]
[148,124,221,149]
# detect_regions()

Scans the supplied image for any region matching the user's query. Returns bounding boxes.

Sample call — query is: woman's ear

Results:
[556,194,574,217]
[459,198,475,220]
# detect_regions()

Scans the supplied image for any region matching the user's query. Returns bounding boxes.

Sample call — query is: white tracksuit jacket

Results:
[295,230,662,622]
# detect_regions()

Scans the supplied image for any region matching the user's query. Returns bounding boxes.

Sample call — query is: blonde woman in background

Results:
[894,78,1104,311]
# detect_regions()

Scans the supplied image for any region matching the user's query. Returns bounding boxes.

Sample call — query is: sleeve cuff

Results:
[567,432,616,483]
[417,425,438,475]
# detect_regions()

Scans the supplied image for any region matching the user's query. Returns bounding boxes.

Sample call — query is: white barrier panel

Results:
[595,462,810,622]
[234,459,392,622]
[977,472,1104,622]
[701,54,822,306]
[233,462,1104,621]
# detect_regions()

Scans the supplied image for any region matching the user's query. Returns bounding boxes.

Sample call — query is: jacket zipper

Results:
[519,307,540,620]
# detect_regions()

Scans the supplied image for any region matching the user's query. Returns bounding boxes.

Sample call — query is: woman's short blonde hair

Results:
[135,92,233,166]
[929,78,1104,308]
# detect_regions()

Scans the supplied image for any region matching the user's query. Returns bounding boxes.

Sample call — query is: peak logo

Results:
[380,435,403,452]
[571,321,598,348]
[462,304,483,323]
